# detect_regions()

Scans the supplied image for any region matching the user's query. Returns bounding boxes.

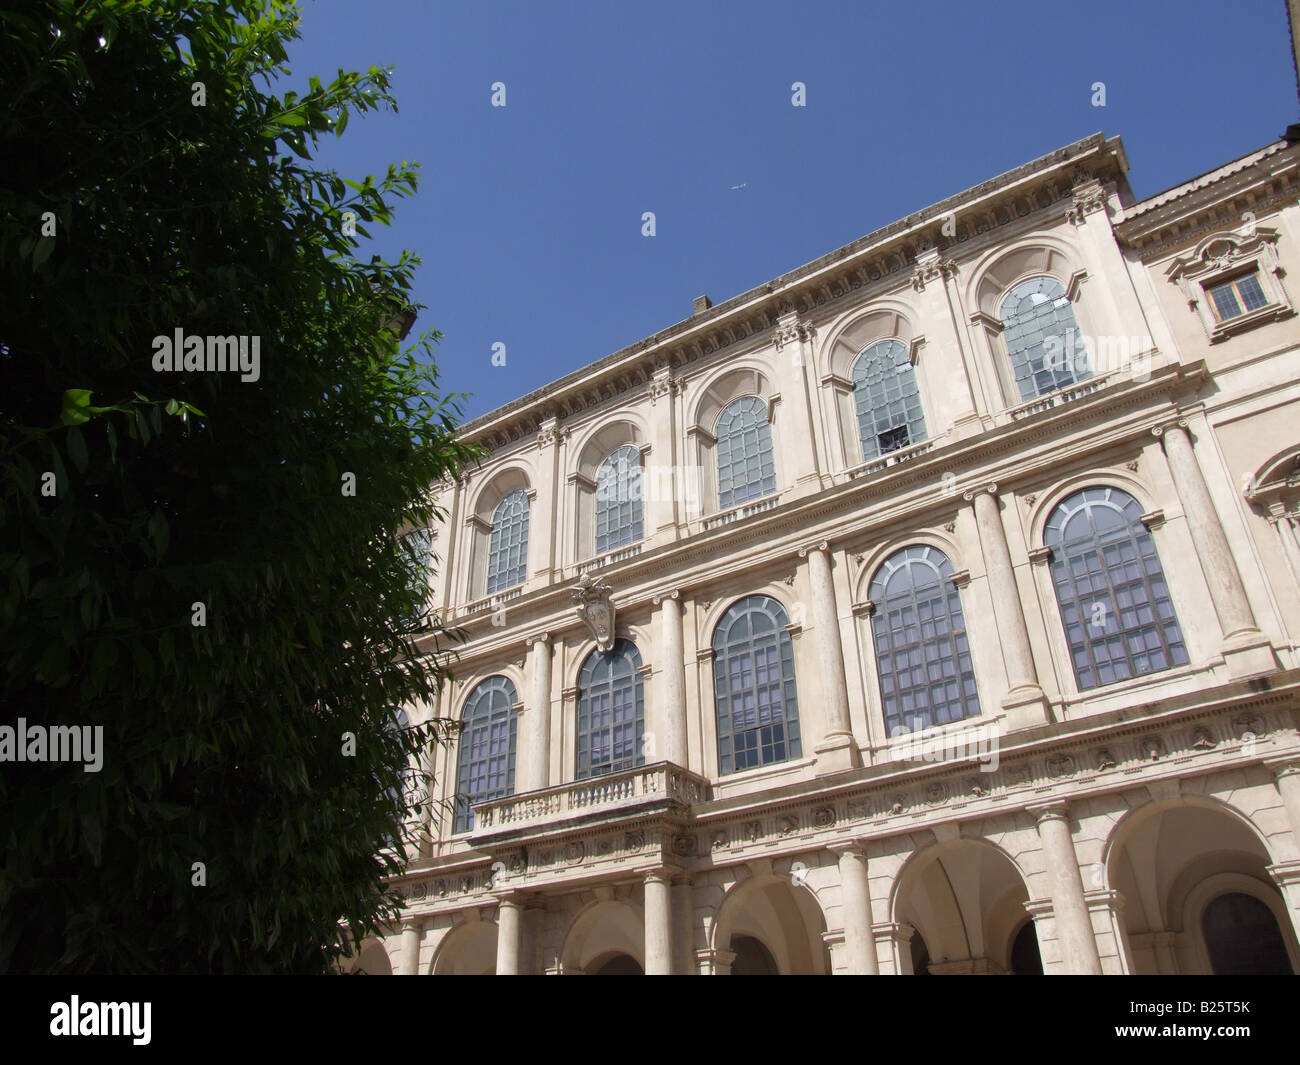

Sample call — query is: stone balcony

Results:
[469,760,712,847]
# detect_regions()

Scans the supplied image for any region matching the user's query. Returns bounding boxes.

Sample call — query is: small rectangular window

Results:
[1207,272,1268,321]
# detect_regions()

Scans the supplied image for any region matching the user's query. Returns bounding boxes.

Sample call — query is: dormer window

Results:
[1166,228,1293,341]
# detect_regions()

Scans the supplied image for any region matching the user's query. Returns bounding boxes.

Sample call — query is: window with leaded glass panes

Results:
[576,639,645,778]
[594,445,644,553]
[715,396,776,510]
[712,596,802,773]
[1207,272,1269,322]
[999,276,1092,400]
[869,545,980,737]
[851,339,928,461]
[485,490,529,594]
[453,677,518,833]
[1044,486,1188,690]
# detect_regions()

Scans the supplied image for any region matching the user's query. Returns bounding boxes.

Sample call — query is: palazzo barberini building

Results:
[347,129,1300,976]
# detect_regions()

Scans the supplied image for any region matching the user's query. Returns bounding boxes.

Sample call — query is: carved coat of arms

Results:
[571,572,615,651]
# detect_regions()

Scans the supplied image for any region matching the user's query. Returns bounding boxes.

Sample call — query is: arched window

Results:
[594,445,644,553]
[999,276,1091,400]
[485,489,529,594]
[716,396,776,510]
[576,639,645,779]
[1202,892,1293,975]
[453,676,518,833]
[712,596,801,773]
[869,545,980,736]
[852,339,927,460]
[1045,487,1188,690]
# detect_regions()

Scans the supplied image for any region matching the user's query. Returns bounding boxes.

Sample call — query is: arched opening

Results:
[1106,799,1300,974]
[339,937,392,975]
[591,952,643,975]
[712,876,829,974]
[729,934,779,975]
[893,838,1032,975]
[560,900,645,974]
[431,920,497,975]
[1201,892,1293,975]
[1010,920,1043,975]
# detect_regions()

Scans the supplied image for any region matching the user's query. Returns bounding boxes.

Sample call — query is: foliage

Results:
[0,0,479,971]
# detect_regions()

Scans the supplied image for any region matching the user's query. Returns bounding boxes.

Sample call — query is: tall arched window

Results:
[852,339,927,460]
[712,595,802,773]
[453,676,518,833]
[999,276,1091,400]
[486,489,529,594]
[576,639,645,779]
[716,396,776,510]
[1045,486,1188,690]
[869,545,980,736]
[594,445,644,553]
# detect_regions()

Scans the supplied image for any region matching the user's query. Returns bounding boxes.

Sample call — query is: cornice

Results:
[458,134,1127,454]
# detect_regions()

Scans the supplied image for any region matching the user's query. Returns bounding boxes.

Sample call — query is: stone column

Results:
[672,876,695,975]
[523,633,552,792]
[399,917,423,976]
[655,591,688,767]
[965,484,1050,726]
[802,541,860,772]
[1155,420,1276,676]
[530,418,564,583]
[1030,803,1102,974]
[643,869,674,975]
[835,845,879,974]
[496,896,522,975]
[647,366,684,540]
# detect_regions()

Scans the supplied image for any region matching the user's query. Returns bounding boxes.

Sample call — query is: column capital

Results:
[526,631,552,648]
[652,588,682,605]
[1026,800,1071,824]
[1264,755,1300,780]
[798,539,831,558]
[640,865,680,886]
[1150,416,1190,439]
[400,916,424,934]
[829,840,870,860]
[962,482,998,502]
[1023,897,1055,920]
[875,921,915,944]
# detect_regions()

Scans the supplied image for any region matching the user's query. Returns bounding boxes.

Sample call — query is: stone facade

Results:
[344,130,1300,975]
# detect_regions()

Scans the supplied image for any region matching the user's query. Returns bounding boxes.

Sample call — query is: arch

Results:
[711,595,802,774]
[568,418,650,562]
[468,463,534,524]
[710,873,830,974]
[453,675,519,832]
[687,363,777,435]
[339,936,393,975]
[867,543,981,736]
[1042,485,1187,690]
[817,301,919,382]
[1102,796,1298,974]
[965,236,1083,318]
[430,919,498,975]
[575,639,645,779]
[850,338,928,461]
[590,952,644,975]
[889,837,1035,975]
[570,416,649,480]
[1190,877,1296,975]
[559,899,645,973]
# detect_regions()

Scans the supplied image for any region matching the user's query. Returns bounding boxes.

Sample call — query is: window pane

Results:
[454,676,519,832]
[852,339,928,461]
[486,490,530,594]
[576,639,645,779]
[1046,487,1188,692]
[712,596,802,773]
[716,396,777,509]
[999,276,1092,401]
[594,445,645,554]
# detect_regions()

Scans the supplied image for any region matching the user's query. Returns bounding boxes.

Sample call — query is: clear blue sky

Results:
[287,0,1298,422]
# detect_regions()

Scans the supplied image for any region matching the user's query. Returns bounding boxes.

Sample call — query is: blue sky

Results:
[287,0,1298,422]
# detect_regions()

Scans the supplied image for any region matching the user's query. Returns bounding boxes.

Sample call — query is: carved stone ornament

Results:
[571,572,616,651]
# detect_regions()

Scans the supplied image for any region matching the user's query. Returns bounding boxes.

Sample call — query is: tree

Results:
[0,0,479,972]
